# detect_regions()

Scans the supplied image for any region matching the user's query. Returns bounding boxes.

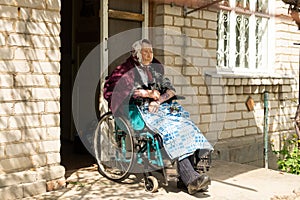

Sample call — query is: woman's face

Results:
[141,43,153,65]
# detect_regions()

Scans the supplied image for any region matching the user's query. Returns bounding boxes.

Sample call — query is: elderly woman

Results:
[104,39,213,195]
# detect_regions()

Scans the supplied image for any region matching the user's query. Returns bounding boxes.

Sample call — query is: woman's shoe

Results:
[187,174,211,195]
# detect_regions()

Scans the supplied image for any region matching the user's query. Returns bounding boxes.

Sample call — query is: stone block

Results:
[246,127,258,135]
[0,60,30,73]
[173,75,189,85]
[46,153,60,165]
[0,32,6,46]
[0,88,14,101]
[46,0,61,11]
[6,142,38,157]
[38,140,60,153]
[0,146,4,158]
[32,61,60,73]
[41,114,60,126]
[174,16,184,26]
[203,10,218,21]
[16,0,46,9]
[192,19,206,28]
[23,180,47,198]
[183,67,199,76]
[232,128,245,137]
[225,95,237,103]
[183,27,199,38]
[30,154,47,167]
[208,39,217,48]
[235,103,247,111]
[236,120,249,128]
[0,185,23,200]
[216,103,228,113]
[10,88,32,101]
[194,57,209,67]
[31,9,61,23]
[226,112,242,121]
[208,21,217,30]
[14,48,46,61]
[23,127,46,141]
[18,7,30,20]
[47,50,61,62]
[224,121,237,130]
[16,21,46,35]
[210,95,224,104]
[208,86,223,95]
[15,74,47,87]
[37,165,65,181]
[191,76,203,85]
[0,20,13,32]
[203,30,217,39]
[8,34,30,47]
[31,88,60,100]
[9,115,40,128]
[0,74,13,87]
[163,4,182,16]
[0,116,8,129]
[0,130,21,143]
[14,101,44,114]
[197,96,209,104]
[45,101,60,113]
[218,130,232,140]
[208,122,224,131]
[0,47,14,59]
[0,157,33,173]
[0,0,17,6]
[0,5,18,19]
[199,105,211,114]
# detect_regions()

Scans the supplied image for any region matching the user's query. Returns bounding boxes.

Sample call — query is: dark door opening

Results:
[60,0,146,174]
[60,0,99,172]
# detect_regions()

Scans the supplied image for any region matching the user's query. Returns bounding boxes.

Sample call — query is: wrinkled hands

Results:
[133,89,160,100]
[133,89,160,113]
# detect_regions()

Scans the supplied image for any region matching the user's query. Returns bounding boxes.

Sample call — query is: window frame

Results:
[217,0,275,75]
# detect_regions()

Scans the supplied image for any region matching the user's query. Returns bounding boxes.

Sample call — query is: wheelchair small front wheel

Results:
[94,112,136,182]
[144,176,159,193]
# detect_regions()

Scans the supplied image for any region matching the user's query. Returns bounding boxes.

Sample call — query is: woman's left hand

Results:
[148,101,160,113]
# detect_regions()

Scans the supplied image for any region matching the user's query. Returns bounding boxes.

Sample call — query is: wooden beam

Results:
[108,9,144,22]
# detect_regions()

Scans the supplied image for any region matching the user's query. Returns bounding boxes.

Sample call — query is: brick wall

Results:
[152,3,298,168]
[0,0,65,199]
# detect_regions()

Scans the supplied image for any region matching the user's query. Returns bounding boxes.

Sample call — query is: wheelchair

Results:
[93,98,212,193]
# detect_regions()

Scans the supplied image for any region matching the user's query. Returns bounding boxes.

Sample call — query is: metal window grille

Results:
[217,0,270,73]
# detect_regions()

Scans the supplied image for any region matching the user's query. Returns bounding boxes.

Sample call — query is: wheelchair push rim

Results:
[94,112,136,182]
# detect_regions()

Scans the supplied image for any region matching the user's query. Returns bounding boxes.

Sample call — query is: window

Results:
[217,0,273,74]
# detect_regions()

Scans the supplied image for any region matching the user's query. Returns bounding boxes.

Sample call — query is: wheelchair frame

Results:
[94,103,212,192]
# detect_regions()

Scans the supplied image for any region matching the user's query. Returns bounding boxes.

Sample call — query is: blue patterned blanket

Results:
[135,101,213,161]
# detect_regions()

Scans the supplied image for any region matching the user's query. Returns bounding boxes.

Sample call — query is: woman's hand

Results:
[148,101,160,113]
[148,90,160,100]
[133,89,160,100]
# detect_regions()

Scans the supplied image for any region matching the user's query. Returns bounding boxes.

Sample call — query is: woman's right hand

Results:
[133,89,160,100]
[148,90,160,100]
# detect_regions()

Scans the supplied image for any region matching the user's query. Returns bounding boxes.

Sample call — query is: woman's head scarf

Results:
[131,39,152,64]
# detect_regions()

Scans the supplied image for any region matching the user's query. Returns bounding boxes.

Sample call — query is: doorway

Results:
[60,0,149,172]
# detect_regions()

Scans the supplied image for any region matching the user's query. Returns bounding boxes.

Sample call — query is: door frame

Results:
[100,0,149,77]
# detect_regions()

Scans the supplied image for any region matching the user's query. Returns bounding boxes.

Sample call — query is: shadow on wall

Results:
[0,2,65,198]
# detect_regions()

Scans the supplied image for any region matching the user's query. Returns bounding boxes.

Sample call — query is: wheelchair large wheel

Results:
[94,112,135,182]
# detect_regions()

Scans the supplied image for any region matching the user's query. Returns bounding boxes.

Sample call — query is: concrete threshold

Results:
[24,160,300,200]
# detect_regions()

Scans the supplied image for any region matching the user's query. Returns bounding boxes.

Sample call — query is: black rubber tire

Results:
[94,112,135,182]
